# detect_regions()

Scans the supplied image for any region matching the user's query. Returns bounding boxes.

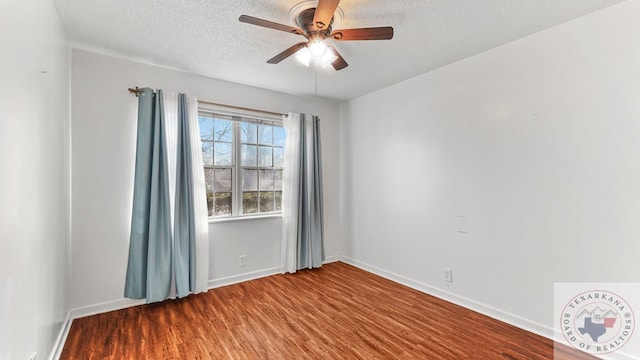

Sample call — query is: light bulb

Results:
[295,47,311,67]
[308,39,327,57]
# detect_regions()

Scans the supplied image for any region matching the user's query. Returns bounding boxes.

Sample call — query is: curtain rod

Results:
[127,87,286,117]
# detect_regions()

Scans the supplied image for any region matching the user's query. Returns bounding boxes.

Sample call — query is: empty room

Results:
[2,0,640,359]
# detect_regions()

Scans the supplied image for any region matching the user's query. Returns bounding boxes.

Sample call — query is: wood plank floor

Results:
[61,262,595,359]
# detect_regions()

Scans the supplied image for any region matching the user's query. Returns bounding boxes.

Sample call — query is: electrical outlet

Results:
[239,255,247,267]
[29,351,37,360]
[444,268,453,284]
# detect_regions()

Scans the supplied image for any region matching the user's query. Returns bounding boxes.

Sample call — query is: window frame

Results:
[199,108,284,221]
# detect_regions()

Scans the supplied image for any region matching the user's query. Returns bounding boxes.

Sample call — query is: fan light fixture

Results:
[308,39,328,57]
[295,44,337,68]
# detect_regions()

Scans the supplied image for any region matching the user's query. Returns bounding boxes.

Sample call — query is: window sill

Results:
[208,213,283,224]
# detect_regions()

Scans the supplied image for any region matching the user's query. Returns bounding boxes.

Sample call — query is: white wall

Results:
[70,50,341,310]
[0,0,71,359]
[340,0,640,335]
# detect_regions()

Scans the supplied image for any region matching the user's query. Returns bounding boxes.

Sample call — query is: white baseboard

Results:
[340,256,553,338]
[207,267,280,289]
[48,311,73,360]
[70,268,281,320]
[71,297,146,319]
[206,256,340,289]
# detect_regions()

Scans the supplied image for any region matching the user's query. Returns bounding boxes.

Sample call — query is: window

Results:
[199,111,285,218]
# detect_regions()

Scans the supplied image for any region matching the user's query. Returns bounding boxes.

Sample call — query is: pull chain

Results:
[314,68,318,96]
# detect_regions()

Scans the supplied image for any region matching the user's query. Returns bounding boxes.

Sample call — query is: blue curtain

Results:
[124,89,205,303]
[124,88,173,302]
[297,115,324,269]
[282,113,324,272]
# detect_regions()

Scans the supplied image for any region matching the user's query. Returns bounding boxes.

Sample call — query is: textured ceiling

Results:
[53,0,625,102]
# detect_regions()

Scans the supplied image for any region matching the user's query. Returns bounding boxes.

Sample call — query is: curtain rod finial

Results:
[128,86,142,97]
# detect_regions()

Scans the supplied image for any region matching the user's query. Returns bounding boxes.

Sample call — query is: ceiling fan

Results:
[239,0,394,71]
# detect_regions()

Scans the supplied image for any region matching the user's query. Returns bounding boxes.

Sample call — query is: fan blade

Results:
[327,44,348,71]
[239,15,304,36]
[313,0,340,30]
[267,42,307,64]
[331,27,394,41]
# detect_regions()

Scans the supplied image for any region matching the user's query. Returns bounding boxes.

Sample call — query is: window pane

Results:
[273,147,284,168]
[258,146,272,167]
[258,125,273,145]
[204,167,214,192]
[202,141,213,166]
[214,142,232,165]
[199,117,214,140]
[214,168,231,191]
[214,192,232,216]
[242,169,258,191]
[214,119,233,142]
[241,144,257,166]
[259,169,274,190]
[260,192,275,213]
[274,169,282,191]
[204,168,214,216]
[273,127,286,147]
[241,123,257,144]
[275,191,282,211]
[202,118,286,218]
[242,191,258,214]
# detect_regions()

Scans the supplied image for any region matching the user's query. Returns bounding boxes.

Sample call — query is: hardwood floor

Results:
[61,262,595,359]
